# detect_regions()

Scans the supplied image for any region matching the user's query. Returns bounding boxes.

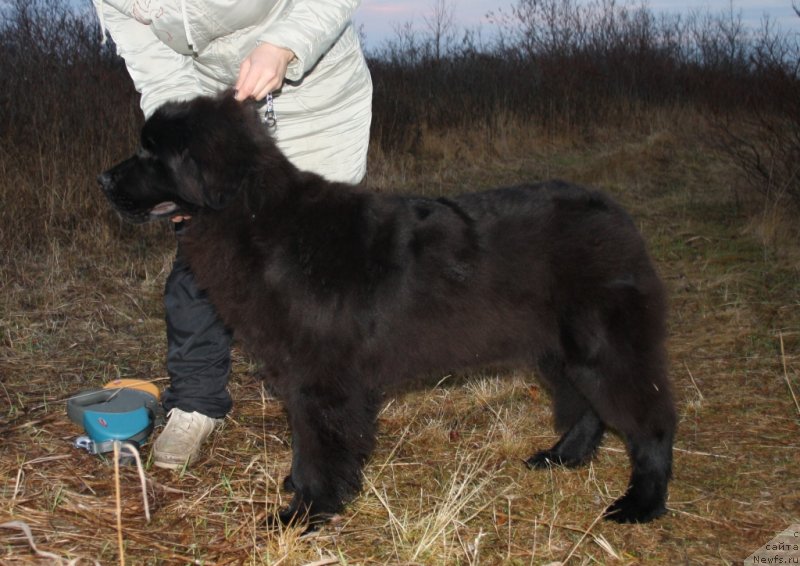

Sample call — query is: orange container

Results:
[103,378,161,401]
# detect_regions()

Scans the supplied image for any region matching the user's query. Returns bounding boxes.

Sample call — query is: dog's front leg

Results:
[276,379,380,527]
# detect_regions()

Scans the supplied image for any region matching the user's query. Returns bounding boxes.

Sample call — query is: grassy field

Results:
[1,109,798,564]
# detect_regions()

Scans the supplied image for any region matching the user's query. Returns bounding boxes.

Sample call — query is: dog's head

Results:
[98,93,266,223]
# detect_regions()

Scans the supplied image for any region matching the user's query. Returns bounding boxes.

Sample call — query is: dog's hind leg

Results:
[527,352,606,469]
[277,379,381,526]
[565,354,675,523]
[538,280,675,523]
[605,424,674,523]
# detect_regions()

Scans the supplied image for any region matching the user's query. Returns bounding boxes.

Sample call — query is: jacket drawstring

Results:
[180,0,196,53]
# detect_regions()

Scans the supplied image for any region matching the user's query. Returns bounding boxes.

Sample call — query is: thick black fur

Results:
[99,93,676,525]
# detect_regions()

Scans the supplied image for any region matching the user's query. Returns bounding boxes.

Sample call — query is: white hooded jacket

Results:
[94,0,372,183]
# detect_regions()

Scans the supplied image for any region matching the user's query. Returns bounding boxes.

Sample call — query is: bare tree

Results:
[423,0,456,62]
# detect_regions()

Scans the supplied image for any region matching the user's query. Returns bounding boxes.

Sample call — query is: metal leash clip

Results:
[261,92,277,130]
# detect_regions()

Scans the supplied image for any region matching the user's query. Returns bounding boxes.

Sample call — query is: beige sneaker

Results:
[152,408,219,470]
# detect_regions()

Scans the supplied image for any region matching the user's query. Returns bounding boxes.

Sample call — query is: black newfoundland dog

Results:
[99,93,675,525]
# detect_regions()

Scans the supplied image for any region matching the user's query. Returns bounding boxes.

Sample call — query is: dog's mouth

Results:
[149,201,179,217]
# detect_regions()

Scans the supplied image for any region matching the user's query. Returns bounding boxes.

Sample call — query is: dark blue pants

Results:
[160,243,233,419]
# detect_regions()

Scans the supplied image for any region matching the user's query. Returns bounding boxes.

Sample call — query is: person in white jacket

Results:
[93,0,372,469]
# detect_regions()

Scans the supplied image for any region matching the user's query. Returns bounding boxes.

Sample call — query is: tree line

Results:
[1,0,798,221]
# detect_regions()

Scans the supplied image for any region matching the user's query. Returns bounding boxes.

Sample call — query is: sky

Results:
[355,0,800,49]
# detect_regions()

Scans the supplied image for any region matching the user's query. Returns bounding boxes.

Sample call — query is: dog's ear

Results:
[171,148,237,211]
[178,95,261,210]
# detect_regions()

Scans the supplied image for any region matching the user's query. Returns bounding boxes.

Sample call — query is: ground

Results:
[1,111,798,564]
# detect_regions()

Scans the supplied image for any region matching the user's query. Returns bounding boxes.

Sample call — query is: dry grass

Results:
[1,109,799,564]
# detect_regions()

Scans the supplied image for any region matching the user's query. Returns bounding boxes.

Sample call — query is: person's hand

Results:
[171,215,191,223]
[235,42,295,101]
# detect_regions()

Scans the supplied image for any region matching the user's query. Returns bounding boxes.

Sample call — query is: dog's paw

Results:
[525,450,586,469]
[604,493,666,523]
[266,495,337,534]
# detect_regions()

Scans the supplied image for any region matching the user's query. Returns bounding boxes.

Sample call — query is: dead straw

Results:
[779,331,800,416]
[559,509,608,564]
